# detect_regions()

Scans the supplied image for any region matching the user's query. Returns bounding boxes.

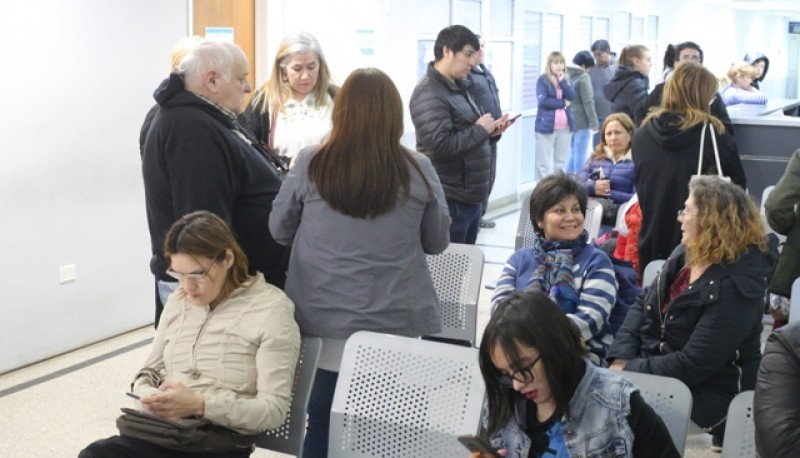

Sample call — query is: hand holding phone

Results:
[458,434,503,458]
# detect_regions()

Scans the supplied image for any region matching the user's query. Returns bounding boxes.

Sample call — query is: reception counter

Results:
[728,99,800,202]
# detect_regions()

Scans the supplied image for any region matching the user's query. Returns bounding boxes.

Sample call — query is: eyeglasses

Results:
[166,258,220,283]
[497,355,542,387]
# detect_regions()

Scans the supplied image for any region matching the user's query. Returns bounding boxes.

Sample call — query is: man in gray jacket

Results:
[410,25,507,244]
[589,39,617,146]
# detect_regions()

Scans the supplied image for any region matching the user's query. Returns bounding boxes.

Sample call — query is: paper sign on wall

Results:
[205,27,234,43]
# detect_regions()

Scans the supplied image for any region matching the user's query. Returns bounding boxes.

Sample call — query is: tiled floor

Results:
[0,204,723,457]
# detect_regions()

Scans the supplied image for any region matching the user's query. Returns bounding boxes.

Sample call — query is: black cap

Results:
[591,39,611,52]
[573,50,595,68]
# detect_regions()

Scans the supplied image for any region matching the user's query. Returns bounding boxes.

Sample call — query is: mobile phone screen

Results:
[457,435,502,458]
[126,392,141,400]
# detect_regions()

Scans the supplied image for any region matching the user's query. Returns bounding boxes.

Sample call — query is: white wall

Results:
[0,0,189,373]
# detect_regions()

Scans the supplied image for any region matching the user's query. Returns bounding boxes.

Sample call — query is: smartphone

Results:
[458,434,502,458]
[126,392,141,400]
[507,112,522,122]
[589,168,606,180]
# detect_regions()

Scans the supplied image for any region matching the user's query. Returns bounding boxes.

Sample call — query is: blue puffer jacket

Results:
[534,74,575,134]
[581,150,636,204]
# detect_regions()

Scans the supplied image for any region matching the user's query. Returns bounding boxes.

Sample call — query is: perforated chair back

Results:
[256,336,322,456]
[515,194,604,250]
[643,260,666,287]
[789,278,800,324]
[424,243,484,344]
[329,331,485,458]
[515,194,535,250]
[761,185,776,234]
[621,371,692,455]
[721,391,755,458]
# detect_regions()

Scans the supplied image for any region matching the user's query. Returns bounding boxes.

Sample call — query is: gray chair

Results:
[721,390,755,458]
[621,371,693,456]
[424,243,484,345]
[515,194,604,251]
[789,277,800,324]
[643,259,666,287]
[256,336,322,456]
[328,331,485,458]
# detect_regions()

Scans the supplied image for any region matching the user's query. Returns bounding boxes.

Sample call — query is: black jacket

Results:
[633,82,735,136]
[603,65,649,120]
[142,73,287,287]
[410,63,492,204]
[632,112,747,271]
[608,244,768,428]
[755,321,800,458]
[467,64,502,146]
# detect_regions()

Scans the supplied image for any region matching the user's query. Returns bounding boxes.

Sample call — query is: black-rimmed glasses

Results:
[497,355,542,387]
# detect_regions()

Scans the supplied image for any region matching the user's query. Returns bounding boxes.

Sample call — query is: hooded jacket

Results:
[566,66,599,131]
[744,52,770,90]
[755,321,800,458]
[410,63,492,204]
[633,82,735,136]
[142,73,287,286]
[632,112,746,271]
[765,148,800,297]
[603,66,649,120]
[608,243,768,429]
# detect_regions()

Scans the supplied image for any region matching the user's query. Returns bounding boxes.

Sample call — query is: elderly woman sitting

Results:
[719,62,767,106]
[492,171,617,360]
[608,176,769,452]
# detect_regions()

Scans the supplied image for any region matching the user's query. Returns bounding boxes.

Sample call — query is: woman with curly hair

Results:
[607,176,769,452]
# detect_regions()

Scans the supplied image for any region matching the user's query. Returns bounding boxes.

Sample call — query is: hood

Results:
[603,66,646,101]
[153,72,187,106]
[744,52,770,82]
[642,112,704,150]
[720,245,771,300]
[567,66,586,78]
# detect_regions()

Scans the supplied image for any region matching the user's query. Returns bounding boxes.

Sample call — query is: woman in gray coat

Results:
[268,68,451,457]
[566,51,600,174]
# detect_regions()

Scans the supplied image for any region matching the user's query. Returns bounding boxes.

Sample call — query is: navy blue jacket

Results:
[534,74,575,134]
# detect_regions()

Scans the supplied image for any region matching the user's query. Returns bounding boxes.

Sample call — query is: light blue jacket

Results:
[488,360,636,458]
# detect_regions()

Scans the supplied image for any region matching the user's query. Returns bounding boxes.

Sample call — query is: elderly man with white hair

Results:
[142,40,287,327]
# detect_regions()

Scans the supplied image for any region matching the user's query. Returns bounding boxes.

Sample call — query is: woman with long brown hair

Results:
[632,62,746,272]
[269,67,451,457]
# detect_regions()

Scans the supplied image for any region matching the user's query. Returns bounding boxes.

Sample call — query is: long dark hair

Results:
[479,291,586,434]
[307,68,429,218]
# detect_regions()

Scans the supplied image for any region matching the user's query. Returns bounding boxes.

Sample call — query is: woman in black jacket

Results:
[607,176,769,451]
[755,321,800,458]
[632,62,747,273]
[603,45,651,120]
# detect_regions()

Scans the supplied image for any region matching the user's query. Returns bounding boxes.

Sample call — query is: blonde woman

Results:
[241,32,336,159]
[719,62,767,105]
[609,176,768,452]
[534,51,575,180]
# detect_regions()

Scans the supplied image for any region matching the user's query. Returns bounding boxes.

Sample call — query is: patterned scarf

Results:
[529,230,588,314]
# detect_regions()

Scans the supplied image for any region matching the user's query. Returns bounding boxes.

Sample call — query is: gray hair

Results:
[277,32,324,69]
[179,40,244,85]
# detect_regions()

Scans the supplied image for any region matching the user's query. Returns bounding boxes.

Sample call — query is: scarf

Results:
[529,231,588,314]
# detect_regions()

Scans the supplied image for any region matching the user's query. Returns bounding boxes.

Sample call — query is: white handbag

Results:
[695,122,730,182]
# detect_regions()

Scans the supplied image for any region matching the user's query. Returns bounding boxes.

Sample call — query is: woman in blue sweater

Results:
[492,172,617,360]
[534,52,575,181]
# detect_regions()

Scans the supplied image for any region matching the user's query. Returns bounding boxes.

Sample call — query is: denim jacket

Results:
[488,360,636,457]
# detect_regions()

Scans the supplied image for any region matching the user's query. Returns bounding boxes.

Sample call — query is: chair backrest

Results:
[761,185,775,234]
[425,243,485,345]
[584,198,603,241]
[790,278,800,324]
[515,194,535,251]
[515,194,604,251]
[256,336,322,456]
[721,390,755,458]
[643,259,666,287]
[329,331,485,458]
[621,371,692,455]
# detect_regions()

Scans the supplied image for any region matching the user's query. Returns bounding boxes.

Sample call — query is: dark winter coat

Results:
[410,63,492,205]
[142,73,287,287]
[755,321,800,458]
[608,244,768,428]
[603,66,649,120]
[632,112,747,271]
[534,74,575,134]
[765,148,800,297]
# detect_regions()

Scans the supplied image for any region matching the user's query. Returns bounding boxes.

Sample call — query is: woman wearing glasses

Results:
[80,210,300,457]
[608,176,769,452]
[471,291,678,458]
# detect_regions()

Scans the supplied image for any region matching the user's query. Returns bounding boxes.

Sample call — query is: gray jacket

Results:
[269,148,451,339]
[567,66,599,131]
[588,63,617,120]
[410,63,492,204]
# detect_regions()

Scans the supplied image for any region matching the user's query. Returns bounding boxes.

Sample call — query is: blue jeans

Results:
[447,200,482,244]
[303,369,339,458]
[568,128,592,174]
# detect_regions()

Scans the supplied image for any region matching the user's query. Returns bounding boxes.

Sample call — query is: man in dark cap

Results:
[588,39,616,146]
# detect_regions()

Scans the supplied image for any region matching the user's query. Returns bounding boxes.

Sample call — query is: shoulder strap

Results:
[697,123,724,177]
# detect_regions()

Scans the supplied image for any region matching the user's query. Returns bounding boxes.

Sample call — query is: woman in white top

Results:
[241,31,336,160]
